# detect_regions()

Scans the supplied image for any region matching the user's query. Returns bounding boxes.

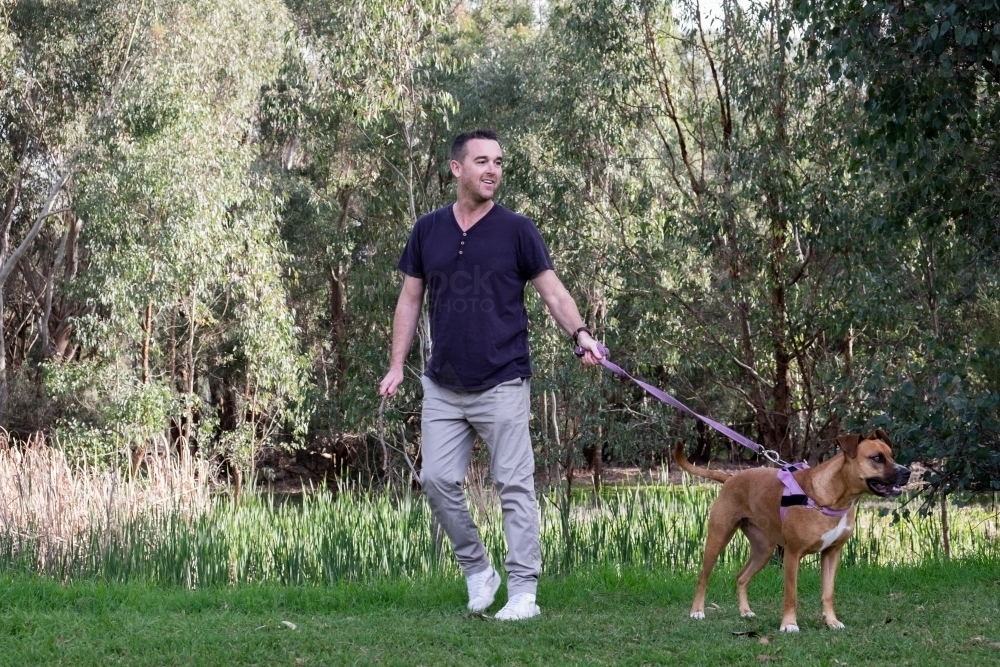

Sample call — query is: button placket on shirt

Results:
[459,231,467,256]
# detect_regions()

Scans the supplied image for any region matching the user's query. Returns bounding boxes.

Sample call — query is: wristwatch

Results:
[572,326,592,346]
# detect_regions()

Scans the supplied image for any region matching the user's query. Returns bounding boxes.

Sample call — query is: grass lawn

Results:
[1,559,998,666]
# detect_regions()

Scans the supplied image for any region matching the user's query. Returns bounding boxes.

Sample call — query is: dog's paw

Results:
[780,624,800,633]
[690,611,705,620]
[740,610,756,618]
[826,620,845,630]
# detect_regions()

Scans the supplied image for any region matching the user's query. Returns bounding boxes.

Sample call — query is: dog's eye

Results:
[869,454,885,464]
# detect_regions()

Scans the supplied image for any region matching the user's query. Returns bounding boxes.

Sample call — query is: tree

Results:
[4,0,307,487]
[801,0,1000,497]
[0,0,144,423]
[261,0,462,480]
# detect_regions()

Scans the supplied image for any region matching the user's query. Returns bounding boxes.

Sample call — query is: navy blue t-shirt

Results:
[397,203,554,391]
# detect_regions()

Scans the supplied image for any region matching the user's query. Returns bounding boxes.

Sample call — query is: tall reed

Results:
[1,442,997,585]
[0,437,211,580]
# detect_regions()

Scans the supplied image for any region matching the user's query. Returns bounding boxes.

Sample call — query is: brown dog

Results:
[674,430,910,632]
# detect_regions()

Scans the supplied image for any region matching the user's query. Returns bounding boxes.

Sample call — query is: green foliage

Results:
[798,0,1000,491]
[850,343,1000,495]
[0,0,996,500]
[44,360,197,466]
[36,0,308,472]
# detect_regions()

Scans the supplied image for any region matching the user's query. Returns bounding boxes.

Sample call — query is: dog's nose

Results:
[895,465,911,485]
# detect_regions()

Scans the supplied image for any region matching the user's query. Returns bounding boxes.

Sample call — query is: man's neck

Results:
[452,198,495,232]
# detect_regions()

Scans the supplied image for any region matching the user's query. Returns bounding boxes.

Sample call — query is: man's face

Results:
[450,139,503,203]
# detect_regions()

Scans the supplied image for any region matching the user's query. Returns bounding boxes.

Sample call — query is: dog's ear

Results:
[837,434,862,458]
[869,428,893,448]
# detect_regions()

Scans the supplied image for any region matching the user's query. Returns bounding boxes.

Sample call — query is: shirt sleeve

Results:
[397,218,425,279]
[517,218,555,280]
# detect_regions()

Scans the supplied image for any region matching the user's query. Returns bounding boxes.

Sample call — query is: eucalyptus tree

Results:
[265,0,462,476]
[6,0,307,486]
[512,0,879,465]
[800,0,1000,497]
[0,0,145,425]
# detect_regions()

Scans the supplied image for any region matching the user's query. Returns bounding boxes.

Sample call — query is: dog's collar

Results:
[778,463,852,521]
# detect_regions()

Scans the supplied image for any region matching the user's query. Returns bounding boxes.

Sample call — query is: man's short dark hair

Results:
[450,129,501,162]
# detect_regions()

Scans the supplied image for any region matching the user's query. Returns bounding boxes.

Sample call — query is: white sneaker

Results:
[494,593,541,620]
[466,567,501,612]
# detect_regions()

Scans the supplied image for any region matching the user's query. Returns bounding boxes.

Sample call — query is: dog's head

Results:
[837,429,911,498]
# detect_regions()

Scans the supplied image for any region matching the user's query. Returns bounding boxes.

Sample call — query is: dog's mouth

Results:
[867,478,903,498]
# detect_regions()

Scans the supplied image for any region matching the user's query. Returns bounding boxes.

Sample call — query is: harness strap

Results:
[777,463,851,521]
[780,494,810,508]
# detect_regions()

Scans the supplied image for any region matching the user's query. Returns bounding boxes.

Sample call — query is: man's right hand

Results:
[379,368,405,397]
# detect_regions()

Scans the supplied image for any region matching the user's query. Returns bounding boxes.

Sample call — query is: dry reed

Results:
[0,430,212,576]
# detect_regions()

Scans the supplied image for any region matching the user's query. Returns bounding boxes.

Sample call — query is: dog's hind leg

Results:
[691,510,740,619]
[735,521,775,618]
[820,544,846,629]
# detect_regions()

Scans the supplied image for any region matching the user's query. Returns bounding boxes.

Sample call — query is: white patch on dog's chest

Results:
[819,514,853,550]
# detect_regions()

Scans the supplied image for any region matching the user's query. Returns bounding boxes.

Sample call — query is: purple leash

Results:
[576,343,787,466]
[576,343,852,519]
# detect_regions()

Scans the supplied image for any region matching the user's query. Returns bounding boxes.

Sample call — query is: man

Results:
[379,128,603,620]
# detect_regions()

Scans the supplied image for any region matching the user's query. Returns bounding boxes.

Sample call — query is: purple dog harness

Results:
[579,343,852,521]
[777,463,852,521]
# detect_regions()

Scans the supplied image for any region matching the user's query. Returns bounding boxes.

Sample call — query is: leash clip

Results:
[761,448,789,467]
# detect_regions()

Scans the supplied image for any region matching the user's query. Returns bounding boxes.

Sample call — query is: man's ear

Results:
[837,434,862,458]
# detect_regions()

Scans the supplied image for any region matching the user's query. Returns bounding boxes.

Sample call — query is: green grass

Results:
[4,451,999,664]
[1,559,998,666]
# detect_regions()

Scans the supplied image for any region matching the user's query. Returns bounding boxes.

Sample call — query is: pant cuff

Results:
[507,581,538,597]
[462,561,493,577]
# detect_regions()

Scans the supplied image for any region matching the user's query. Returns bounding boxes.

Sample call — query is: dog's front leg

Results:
[780,550,803,632]
[820,544,845,629]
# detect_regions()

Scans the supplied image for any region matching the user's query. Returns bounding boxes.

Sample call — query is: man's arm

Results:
[530,269,603,367]
[379,275,425,396]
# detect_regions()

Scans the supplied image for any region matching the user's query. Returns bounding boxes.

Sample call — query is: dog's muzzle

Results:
[866,464,911,498]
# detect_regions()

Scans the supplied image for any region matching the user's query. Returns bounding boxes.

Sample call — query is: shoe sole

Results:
[467,570,501,612]
[494,605,541,621]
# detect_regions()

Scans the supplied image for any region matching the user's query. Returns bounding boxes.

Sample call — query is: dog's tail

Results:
[673,443,732,484]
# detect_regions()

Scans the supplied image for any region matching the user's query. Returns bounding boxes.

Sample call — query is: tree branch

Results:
[0,169,74,287]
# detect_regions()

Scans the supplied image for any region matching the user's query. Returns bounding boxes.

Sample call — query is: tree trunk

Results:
[765,2,793,460]
[142,299,153,384]
[329,265,346,394]
[180,294,196,468]
[541,392,551,485]
[940,491,951,560]
[0,212,10,425]
[141,267,156,384]
[587,436,602,496]
[169,305,178,390]
[0,287,7,426]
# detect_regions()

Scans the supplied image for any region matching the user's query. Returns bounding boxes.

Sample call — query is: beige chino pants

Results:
[420,375,542,596]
